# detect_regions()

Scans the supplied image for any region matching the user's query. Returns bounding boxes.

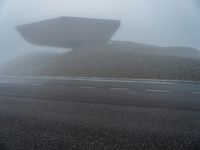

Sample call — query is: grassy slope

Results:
[38,47,200,81]
[1,42,200,81]
[0,52,62,76]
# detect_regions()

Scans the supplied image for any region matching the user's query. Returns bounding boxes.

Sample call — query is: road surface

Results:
[0,76,200,150]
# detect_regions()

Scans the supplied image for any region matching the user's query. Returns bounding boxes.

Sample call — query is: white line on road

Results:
[192,92,200,94]
[146,89,171,93]
[31,84,43,86]
[79,86,95,89]
[7,76,174,85]
[109,88,129,91]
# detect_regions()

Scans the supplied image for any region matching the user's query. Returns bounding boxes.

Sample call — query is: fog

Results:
[0,0,200,64]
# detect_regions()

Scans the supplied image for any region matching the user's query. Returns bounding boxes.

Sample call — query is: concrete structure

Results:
[17,16,120,49]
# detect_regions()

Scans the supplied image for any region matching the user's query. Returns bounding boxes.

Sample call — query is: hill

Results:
[79,41,200,59]
[1,42,200,81]
[0,52,62,75]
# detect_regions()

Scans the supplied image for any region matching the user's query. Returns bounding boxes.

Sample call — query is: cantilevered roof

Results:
[16,16,120,48]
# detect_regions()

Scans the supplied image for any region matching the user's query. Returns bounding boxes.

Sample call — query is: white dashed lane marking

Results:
[29,83,200,96]
[146,89,171,93]
[31,84,43,86]
[109,88,129,91]
[192,92,200,94]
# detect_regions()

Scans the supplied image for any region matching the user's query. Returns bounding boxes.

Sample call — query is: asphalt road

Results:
[0,76,200,150]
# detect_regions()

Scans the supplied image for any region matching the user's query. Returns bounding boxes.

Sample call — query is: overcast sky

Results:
[0,0,200,63]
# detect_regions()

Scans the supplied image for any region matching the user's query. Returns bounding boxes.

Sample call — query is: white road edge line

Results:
[192,92,200,94]
[146,89,171,93]
[109,88,129,91]
[8,76,174,85]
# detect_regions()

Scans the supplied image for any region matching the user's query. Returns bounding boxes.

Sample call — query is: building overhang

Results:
[16,16,120,49]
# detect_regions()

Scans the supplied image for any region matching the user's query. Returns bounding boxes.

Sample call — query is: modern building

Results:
[16,16,121,49]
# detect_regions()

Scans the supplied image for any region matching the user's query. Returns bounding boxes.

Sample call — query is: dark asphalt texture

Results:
[0,76,200,150]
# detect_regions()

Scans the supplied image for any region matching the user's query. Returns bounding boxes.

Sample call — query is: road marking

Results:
[109,88,129,91]
[31,84,42,86]
[146,89,170,93]
[7,76,174,85]
[79,86,95,89]
[192,92,200,94]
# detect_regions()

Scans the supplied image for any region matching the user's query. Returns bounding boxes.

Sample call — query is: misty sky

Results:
[0,0,200,63]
